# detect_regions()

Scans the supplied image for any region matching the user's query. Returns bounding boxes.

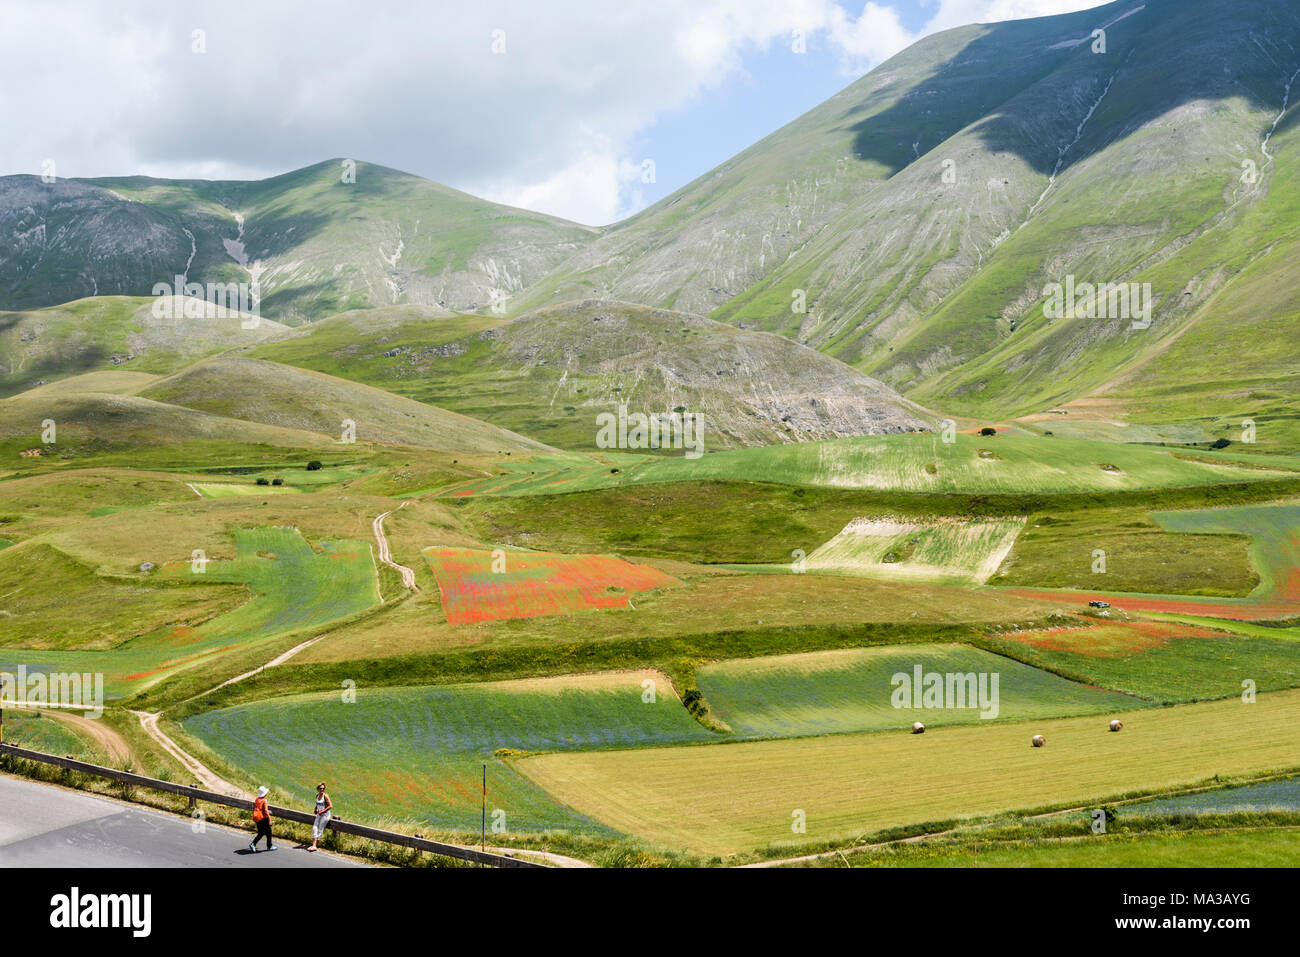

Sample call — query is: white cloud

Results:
[920,0,1110,34]
[0,0,1111,224]
[827,3,918,74]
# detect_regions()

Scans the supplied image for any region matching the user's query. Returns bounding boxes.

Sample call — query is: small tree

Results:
[256,477,270,486]
[271,477,284,486]
[979,427,997,436]
[306,460,323,471]
[1210,438,1231,450]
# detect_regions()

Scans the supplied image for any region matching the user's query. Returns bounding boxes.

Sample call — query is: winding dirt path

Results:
[44,710,133,765]
[486,845,592,868]
[212,634,326,692]
[373,502,418,592]
[130,710,242,797]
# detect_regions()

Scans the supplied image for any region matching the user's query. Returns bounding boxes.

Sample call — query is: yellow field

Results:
[517,689,1300,856]
[188,482,303,498]
[13,369,161,396]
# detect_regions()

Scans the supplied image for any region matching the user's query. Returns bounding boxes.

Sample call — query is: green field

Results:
[849,828,1300,868]
[696,645,1142,738]
[0,469,198,540]
[0,527,380,697]
[980,621,1300,703]
[518,689,1300,855]
[0,543,243,651]
[1,711,94,757]
[445,435,1279,498]
[183,670,713,836]
[994,506,1260,596]
[1152,501,1300,602]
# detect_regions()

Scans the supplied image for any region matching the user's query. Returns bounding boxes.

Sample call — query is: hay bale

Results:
[911,722,925,734]
[1109,719,1123,732]
[1031,734,1046,748]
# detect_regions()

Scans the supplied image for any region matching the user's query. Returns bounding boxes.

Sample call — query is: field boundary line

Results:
[738,826,961,868]
[212,634,329,692]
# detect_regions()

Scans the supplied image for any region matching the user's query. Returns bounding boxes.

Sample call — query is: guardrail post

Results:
[0,743,546,868]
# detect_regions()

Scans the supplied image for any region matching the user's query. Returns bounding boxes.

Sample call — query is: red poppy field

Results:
[423,547,680,624]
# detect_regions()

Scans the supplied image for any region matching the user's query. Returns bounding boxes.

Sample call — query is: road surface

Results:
[0,774,363,868]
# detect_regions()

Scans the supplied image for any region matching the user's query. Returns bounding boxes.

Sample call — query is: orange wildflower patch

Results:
[424,547,680,625]
[1001,621,1224,658]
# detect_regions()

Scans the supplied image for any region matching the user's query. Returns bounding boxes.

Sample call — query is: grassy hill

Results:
[140,356,551,453]
[0,296,288,398]
[0,392,342,455]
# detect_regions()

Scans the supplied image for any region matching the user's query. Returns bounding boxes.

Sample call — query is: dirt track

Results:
[373,503,418,591]
[44,710,133,765]
[131,710,243,797]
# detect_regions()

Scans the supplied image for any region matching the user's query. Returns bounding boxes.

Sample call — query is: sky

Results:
[0,0,1111,226]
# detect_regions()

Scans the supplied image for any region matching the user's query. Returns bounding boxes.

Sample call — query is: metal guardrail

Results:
[0,743,546,868]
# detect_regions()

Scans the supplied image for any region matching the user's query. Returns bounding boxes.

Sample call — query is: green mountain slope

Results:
[520,0,1300,444]
[0,296,288,398]
[512,2,1121,319]
[141,356,551,453]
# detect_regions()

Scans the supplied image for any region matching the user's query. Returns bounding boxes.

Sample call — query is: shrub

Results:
[256,477,270,486]
[1210,438,1231,449]
[979,427,997,436]
[271,478,284,486]
[306,461,323,471]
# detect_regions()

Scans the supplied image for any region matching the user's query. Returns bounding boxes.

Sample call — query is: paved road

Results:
[0,774,364,868]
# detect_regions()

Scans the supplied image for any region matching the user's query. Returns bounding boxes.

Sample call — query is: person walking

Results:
[248,786,276,853]
[309,782,333,852]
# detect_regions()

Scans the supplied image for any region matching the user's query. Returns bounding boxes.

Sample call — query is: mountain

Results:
[0,161,597,323]
[3,0,1298,448]
[520,0,1300,443]
[248,300,932,449]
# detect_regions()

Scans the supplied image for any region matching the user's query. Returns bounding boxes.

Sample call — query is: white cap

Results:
[257,786,269,798]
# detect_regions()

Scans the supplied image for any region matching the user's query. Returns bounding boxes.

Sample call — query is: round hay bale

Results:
[1031,734,1046,748]
[1109,719,1123,732]
[911,722,925,734]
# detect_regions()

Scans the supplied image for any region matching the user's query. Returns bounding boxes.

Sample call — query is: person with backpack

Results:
[248,786,276,853]
[309,782,332,852]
